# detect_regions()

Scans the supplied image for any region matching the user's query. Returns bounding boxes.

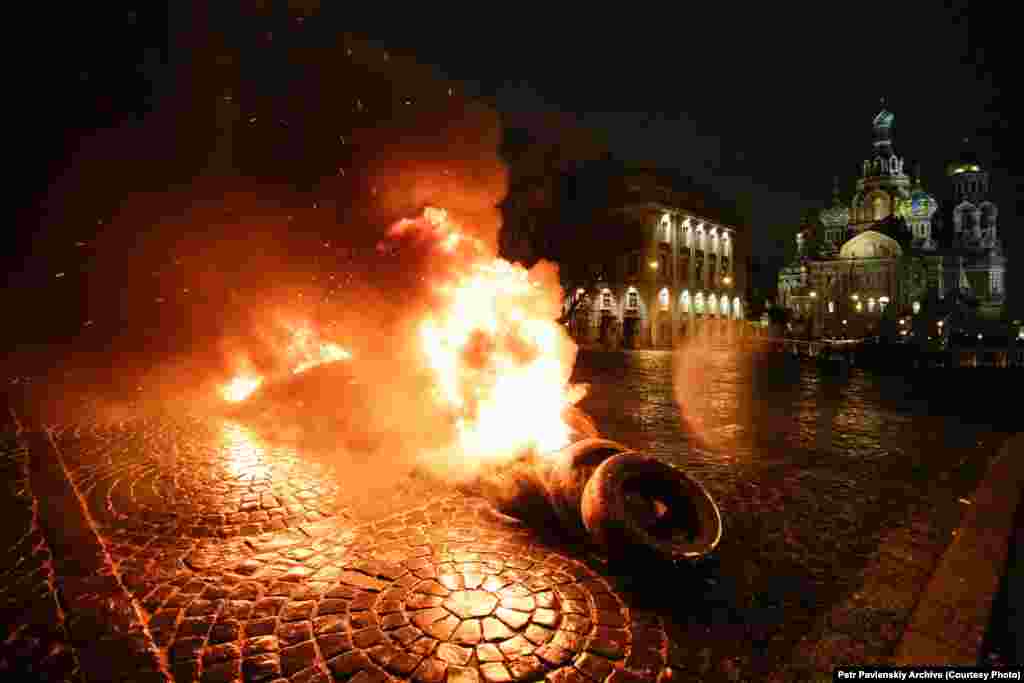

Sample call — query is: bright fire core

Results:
[219,207,585,464]
[395,208,586,462]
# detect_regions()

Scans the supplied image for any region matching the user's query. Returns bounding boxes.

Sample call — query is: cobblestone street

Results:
[1,349,1017,681]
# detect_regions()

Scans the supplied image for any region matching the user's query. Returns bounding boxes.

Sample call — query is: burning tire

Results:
[580,452,722,562]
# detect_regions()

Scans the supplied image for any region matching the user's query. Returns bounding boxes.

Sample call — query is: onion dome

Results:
[946,138,984,176]
[820,176,850,228]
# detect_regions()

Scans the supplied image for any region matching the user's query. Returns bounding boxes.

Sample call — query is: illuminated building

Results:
[777,104,1007,339]
[554,167,747,349]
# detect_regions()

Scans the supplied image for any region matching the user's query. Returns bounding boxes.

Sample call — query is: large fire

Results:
[218,207,583,465]
[392,207,585,462]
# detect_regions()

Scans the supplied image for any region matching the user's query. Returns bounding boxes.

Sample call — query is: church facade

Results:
[777,105,1007,339]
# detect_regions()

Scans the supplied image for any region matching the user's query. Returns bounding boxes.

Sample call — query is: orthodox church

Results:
[778,103,1007,339]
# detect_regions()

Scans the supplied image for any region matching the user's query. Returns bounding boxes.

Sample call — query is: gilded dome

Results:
[946,139,984,176]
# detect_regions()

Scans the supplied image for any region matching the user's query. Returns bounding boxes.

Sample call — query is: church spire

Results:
[872,97,895,155]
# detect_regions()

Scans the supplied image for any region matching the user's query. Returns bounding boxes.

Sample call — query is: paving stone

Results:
[277,620,313,645]
[352,610,379,629]
[353,626,387,649]
[391,625,424,647]
[246,617,278,637]
[209,620,242,644]
[423,615,460,640]
[481,662,514,683]
[281,641,318,676]
[448,665,481,683]
[201,658,242,683]
[244,653,283,681]
[496,608,531,630]
[477,643,505,663]
[245,636,280,656]
[574,653,614,682]
[338,571,389,592]
[381,612,409,630]
[412,657,447,683]
[535,643,574,667]
[499,635,535,658]
[170,636,206,662]
[452,619,484,645]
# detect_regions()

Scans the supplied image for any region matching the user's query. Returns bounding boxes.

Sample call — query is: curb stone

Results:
[894,432,1024,665]
[27,430,171,682]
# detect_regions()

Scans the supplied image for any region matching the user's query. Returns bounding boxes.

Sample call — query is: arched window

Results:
[708,293,719,316]
[627,289,639,310]
[659,288,670,311]
[601,290,613,310]
[680,290,690,313]
[721,296,730,317]
[733,297,742,320]
[868,298,876,313]
[694,292,705,314]
[828,301,835,313]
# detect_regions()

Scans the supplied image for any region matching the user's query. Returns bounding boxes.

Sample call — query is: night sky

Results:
[12,2,1018,311]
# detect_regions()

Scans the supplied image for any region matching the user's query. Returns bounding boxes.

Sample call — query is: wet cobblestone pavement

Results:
[0,420,82,680]
[1,349,1016,681]
[22,407,672,683]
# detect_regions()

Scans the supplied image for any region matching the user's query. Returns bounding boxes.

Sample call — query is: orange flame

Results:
[406,208,585,462]
[219,322,351,402]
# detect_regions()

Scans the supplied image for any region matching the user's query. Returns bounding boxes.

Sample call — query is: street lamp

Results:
[649,261,659,270]
[809,291,817,298]
[723,275,732,286]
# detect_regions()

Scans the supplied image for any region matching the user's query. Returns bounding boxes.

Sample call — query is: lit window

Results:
[828,301,835,313]
[602,292,613,309]
[681,291,690,313]
[694,292,705,314]
[912,301,921,314]
[855,301,863,312]
[659,288,670,311]
[868,298,876,312]
[627,291,639,310]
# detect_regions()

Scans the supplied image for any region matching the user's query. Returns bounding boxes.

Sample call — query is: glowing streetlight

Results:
[851,293,859,301]
[809,291,817,298]
[649,260,659,270]
[723,275,732,286]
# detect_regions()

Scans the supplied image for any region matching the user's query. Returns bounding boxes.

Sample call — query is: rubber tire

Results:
[580,452,722,561]
[541,438,630,539]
